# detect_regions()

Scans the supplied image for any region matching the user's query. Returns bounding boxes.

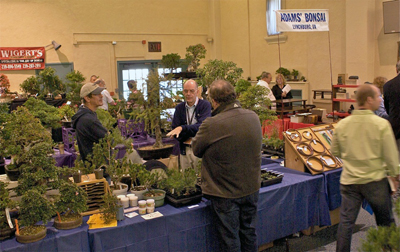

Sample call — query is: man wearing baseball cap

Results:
[72,82,108,161]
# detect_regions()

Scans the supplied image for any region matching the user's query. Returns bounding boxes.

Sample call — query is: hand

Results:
[166,126,182,138]
[282,91,287,98]
[388,176,399,195]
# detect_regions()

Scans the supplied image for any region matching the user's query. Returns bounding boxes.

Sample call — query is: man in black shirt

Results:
[72,82,108,161]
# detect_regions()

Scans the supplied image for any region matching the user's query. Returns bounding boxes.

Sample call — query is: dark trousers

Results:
[209,191,259,252]
[336,178,395,252]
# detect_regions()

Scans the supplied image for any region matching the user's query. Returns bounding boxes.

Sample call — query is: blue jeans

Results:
[336,178,395,252]
[208,191,259,252]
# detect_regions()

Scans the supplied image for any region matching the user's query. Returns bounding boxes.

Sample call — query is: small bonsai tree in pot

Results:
[65,70,86,108]
[128,163,149,200]
[0,73,11,97]
[275,67,290,80]
[54,181,88,230]
[185,44,207,72]
[37,67,66,99]
[20,76,40,96]
[129,69,175,160]
[16,189,56,243]
[196,59,243,89]
[291,69,299,81]
[23,97,62,129]
[0,107,52,181]
[161,53,182,78]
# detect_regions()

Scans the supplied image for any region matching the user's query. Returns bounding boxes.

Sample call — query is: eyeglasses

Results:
[183,89,196,94]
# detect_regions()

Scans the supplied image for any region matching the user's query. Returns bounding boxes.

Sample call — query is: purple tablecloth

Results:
[4,150,76,168]
[115,138,180,159]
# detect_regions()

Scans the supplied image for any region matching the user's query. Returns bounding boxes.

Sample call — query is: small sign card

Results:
[141,211,163,220]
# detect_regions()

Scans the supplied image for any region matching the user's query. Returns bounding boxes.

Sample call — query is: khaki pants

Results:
[180,146,200,173]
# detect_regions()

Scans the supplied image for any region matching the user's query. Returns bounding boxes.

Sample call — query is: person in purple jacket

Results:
[167,79,211,172]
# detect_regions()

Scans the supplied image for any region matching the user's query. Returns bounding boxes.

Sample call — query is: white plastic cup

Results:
[147,206,155,214]
[138,200,146,207]
[127,193,135,198]
[146,199,155,207]
[130,196,138,207]
[121,197,130,208]
[138,207,147,215]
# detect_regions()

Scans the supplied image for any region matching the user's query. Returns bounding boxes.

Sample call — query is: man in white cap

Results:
[72,82,108,161]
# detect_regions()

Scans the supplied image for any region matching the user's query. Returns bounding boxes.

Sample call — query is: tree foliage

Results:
[196,59,243,88]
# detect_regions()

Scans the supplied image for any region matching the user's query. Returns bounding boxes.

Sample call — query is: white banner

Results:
[276,9,329,32]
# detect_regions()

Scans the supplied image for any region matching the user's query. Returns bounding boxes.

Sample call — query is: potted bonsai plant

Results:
[128,163,149,200]
[20,76,40,96]
[196,59,243,89]
[163,168,202,208]
[185,44,207,74]
[65,70,86,108]
[23,97,62,129]
[58,103,76,128]
[54,181,88,230]
[37,67,66,99]
[291,69,299,81]
[275,67,291,80]
[100,193,121,224]
[0,106,52,181]
[0,181,17,241]
[0,73,10,97]
[161,53,182,78]
[141,171,166,207]
[129,69,175,160]
[15,189,55,243]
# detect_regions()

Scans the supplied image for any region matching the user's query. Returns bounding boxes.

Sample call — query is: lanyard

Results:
[186,106,196,125]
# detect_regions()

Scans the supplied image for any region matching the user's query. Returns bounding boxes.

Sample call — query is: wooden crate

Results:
[76,174,111,216]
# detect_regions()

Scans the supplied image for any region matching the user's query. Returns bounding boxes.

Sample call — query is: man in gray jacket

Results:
[192,80,262,252]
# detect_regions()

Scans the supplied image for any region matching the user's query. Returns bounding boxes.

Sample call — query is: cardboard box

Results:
[290,115,304,123]
[158,155,179,170]
[311,108,327,121]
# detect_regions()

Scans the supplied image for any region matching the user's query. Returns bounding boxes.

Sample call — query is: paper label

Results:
[141,211,163,220]
[125,212,138,218]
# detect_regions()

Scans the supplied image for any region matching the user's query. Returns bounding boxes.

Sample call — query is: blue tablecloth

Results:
[1,164,332,252]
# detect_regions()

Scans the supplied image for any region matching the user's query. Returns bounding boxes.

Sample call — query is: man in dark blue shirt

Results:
[167,79,211,172]
[72,82,108,161]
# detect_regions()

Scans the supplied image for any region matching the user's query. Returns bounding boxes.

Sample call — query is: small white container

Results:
[121,197,130,208]
[130,196,138,207]
[146,199,155,207]
[138,200,146,207]
[138,207,147,215]
[147,206,155,214]
[127,193,135,198]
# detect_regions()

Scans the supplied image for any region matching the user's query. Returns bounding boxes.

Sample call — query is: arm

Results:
[383,84,389,114]
[375,99,389,119]
[382,121,400,178]
[192,118,211,158]
[331,127,341,158]
[105,91,115,105]
[272,85,282,100]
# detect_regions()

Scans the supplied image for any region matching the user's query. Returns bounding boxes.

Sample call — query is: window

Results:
[266,0,282,36]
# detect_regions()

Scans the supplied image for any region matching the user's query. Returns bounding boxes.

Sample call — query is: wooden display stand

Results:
[76,174,111,216]
[284,123,341,174]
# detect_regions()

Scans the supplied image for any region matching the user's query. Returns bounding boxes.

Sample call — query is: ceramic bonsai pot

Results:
[94,169,103,179]
[16,225,47,244]
[54,214,83,230]
[165,188,202,208]
[143,189,166,207]
[137,144,174,160]
[0,226,16,241]
[5,165,20,181]
[112,183,129,196]
[130,187,147,200]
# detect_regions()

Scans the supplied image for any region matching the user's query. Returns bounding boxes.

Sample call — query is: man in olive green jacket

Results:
[192,80,262,252]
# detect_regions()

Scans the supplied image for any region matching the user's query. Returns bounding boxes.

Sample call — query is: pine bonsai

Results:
[55,182,88,221]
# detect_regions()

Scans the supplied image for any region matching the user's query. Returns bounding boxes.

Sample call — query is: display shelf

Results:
[332,84,357,119]
[332,98,356,102]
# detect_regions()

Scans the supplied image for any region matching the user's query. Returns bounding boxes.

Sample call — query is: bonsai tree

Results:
[20,76,40,95]
[291,69,299,80]
[55,182,88,221]
[361,197,400,251]
[96,108,117,131]
[58,103,76,122]
[196,59,243,88]
[185,44,206,71]
[129,69,175,148]
[163,168,197,196]
[108,99,127,119]
[89,127,132,190]
[161,53,181,73]
[128,163,149,191]
[275,67,290,79]
[0,106,52,170]
[17,189,55,234]
[15,142,60,196]
[100,193,119,224]
[0,73,10,95]
[237,79,277,124]
[24,97,62,129]
[65,70,86,108]
[37,67,66,97]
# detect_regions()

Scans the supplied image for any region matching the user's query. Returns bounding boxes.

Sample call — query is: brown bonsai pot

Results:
[137,144,174,160]
[54,214,83,230]
[16,225,47,244]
